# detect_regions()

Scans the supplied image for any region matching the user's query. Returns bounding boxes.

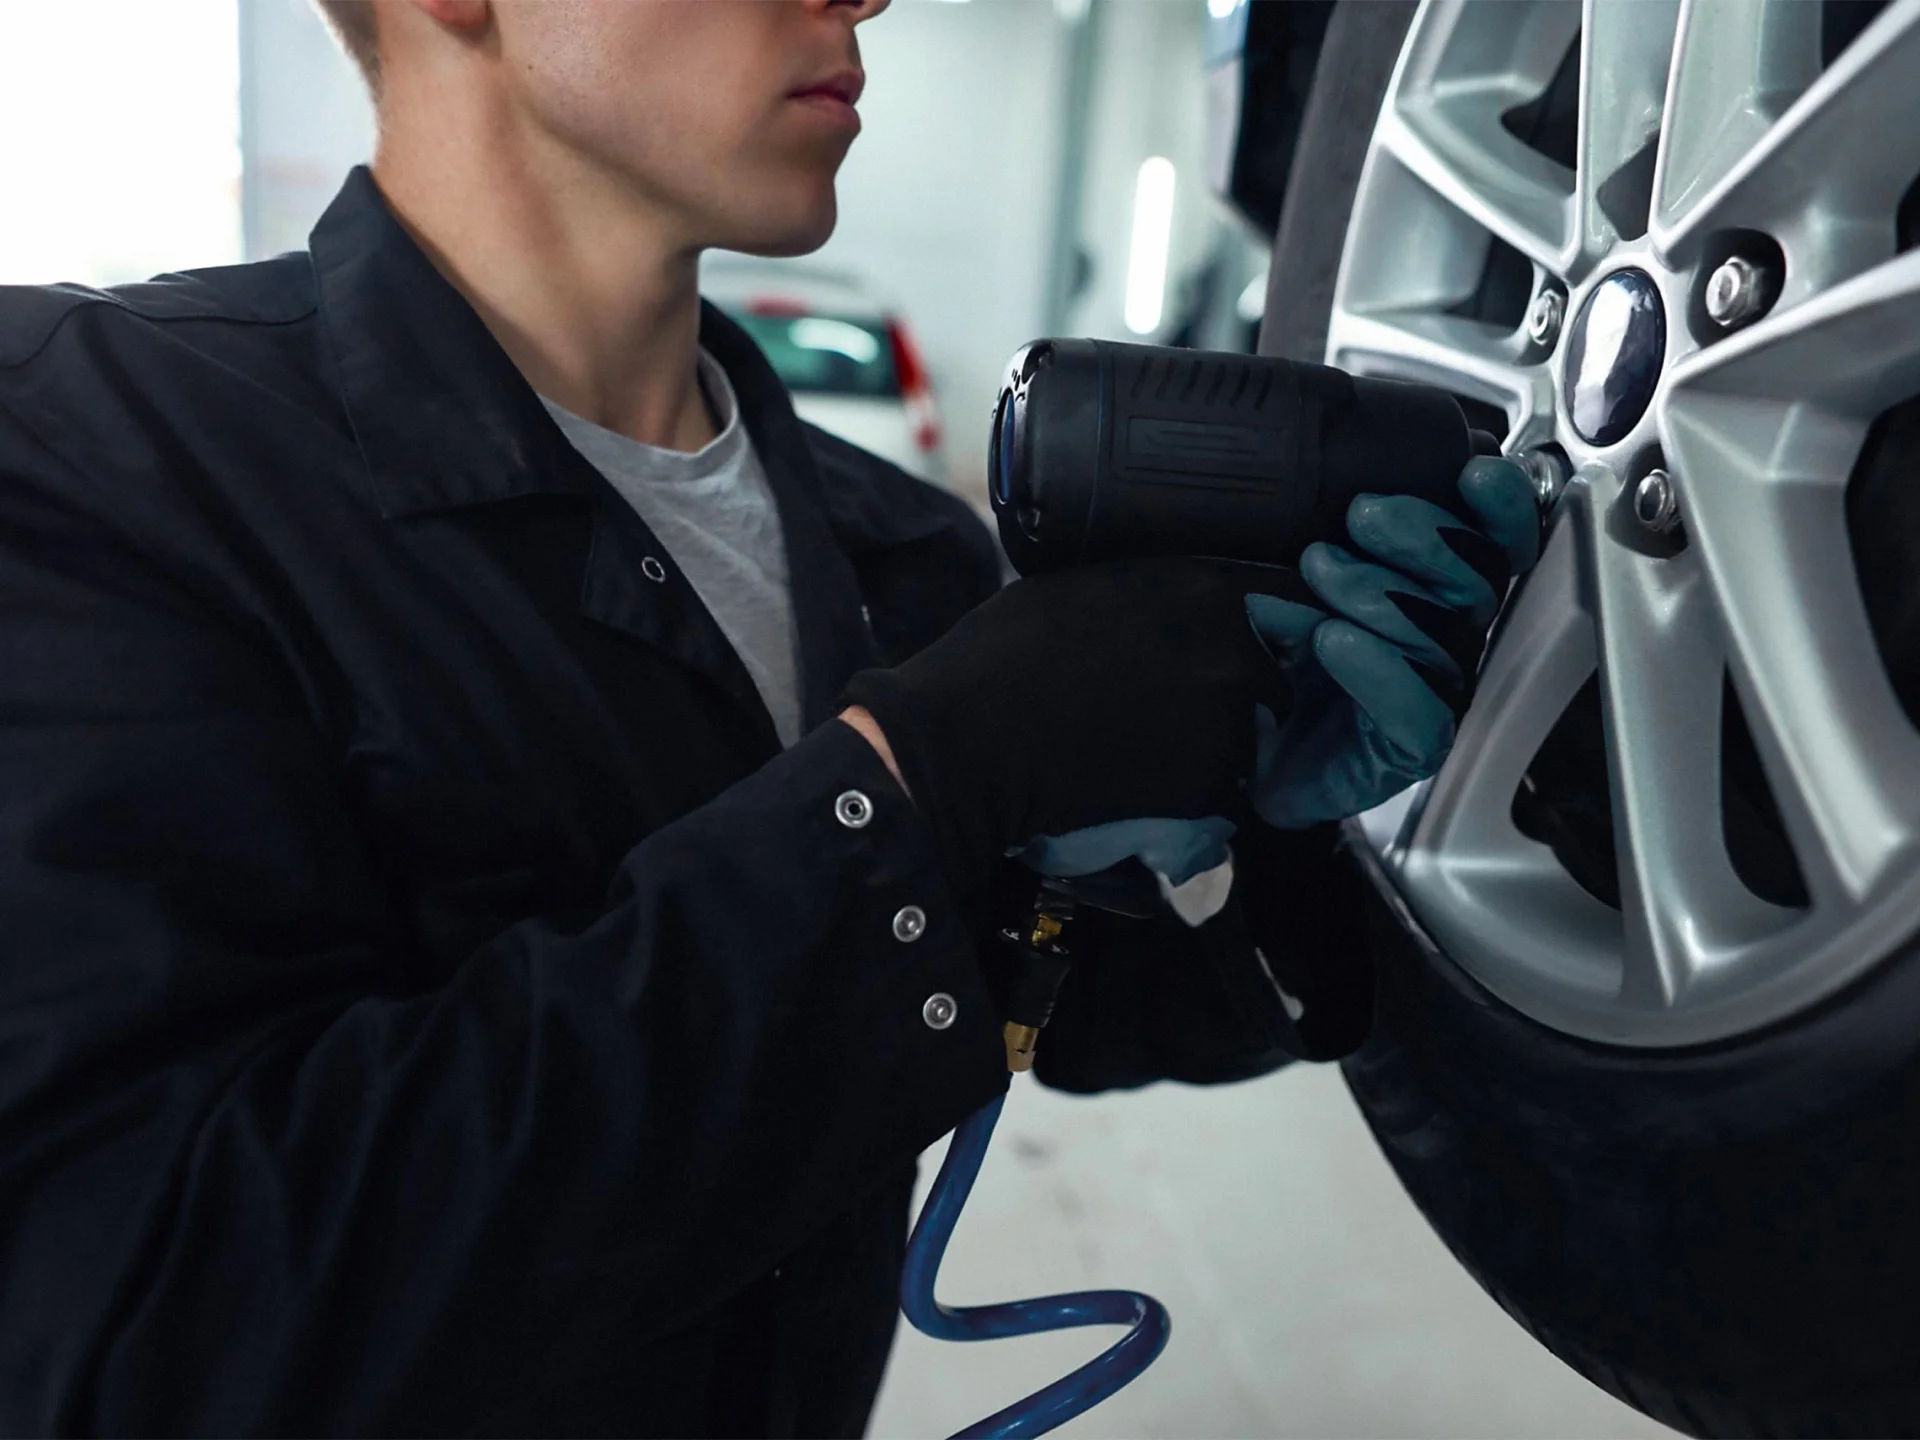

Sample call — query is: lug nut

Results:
[1704,255,1771,328]
[1525,289,1565,349]
[1518,447,1569,511]
[1633,469,1680,533]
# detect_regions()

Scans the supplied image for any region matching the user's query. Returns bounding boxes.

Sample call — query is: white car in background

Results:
[701,263,945,485]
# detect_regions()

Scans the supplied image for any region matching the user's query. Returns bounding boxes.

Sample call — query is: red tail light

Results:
[887,318,941,454]
[887,317,930,399]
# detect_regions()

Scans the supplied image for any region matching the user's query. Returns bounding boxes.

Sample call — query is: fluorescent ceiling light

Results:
[1124,157,1177,336]
[1207,0,1243,18]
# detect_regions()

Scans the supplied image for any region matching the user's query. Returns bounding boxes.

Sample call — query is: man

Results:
[0,1,1536,1433]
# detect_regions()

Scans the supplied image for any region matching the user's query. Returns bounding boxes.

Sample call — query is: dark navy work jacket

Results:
[0,169,1363,1436]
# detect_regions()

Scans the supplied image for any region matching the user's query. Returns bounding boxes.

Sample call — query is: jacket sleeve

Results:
[0,409,1007,1433]
[1033,822,1376,1093]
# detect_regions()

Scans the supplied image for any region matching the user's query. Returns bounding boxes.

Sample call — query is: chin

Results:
[713,184,838,259]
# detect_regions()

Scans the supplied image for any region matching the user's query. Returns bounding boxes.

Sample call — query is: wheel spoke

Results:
[1326,309,1544,437]
[1652,0,1824,249]
[1581,472,1802,1005]
[1378,0,1580,276]
[1661,409,1920,906]
[1403,513,1628,1010]
[1654,0,1920,292]
[1574,0,1681,260]
[1416,510,1596,862]
[1662,252,1920,900]
[1668,249,1920,415]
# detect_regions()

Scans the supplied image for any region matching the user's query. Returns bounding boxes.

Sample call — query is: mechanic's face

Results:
[493,0,887,256]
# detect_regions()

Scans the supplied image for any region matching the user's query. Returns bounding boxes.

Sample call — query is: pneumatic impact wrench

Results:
[990,337,1508,574]
[898,342,1545,1440]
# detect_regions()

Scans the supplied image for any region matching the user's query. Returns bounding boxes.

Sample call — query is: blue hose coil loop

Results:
[900,1093,1173,1439]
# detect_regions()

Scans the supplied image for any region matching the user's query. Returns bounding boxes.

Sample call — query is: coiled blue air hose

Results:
[899,1091,1173,1439]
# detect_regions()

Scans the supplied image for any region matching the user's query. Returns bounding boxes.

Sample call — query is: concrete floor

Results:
[870,1063,1675,1440]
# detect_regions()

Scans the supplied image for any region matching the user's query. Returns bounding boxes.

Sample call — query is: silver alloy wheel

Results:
[1331,0,1920,1046]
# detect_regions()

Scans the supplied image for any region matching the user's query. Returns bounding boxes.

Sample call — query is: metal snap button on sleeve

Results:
[893,905,928,943]
[922,992,958,1030]
[834,790,873,829]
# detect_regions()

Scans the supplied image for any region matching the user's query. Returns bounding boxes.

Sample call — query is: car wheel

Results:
[1265,1,1920,1433]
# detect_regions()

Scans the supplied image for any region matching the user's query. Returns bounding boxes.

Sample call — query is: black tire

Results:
[1345,875,1920,1439]
[1257,0,1416,364]
[1266,5,1920,1435]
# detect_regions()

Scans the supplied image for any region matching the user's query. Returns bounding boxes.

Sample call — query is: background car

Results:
[700,262,945,486]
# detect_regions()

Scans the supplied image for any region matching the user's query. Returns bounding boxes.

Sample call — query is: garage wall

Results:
[1066,0,1235,342]
[797,0,1074,507]
[811,0,1262,502]
[239,0,375,260]
[0,0,242,286]
[823,0,1263,501]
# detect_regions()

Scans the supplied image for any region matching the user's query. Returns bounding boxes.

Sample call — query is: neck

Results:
[372,79,714,452]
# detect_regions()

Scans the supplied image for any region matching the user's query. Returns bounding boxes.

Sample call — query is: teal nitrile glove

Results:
[1012,815,1238,887]
[1305,455,1542,687]
[1013,815,1240,927]
[1251,455,1541,827]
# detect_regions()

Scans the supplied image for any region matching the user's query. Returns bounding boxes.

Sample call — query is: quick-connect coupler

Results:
[996,888,1077,1072]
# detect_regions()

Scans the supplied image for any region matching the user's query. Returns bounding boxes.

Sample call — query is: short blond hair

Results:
[312,0,381,96]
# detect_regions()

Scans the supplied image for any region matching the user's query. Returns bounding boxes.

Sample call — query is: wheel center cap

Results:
[1563,268,1666,447]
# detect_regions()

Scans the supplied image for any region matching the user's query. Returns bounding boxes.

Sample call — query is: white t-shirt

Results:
[540,352,803,746]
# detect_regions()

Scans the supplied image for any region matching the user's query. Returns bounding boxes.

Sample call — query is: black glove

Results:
[840,557,1308,908]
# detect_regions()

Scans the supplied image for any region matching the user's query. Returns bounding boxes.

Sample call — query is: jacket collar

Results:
[309,166,879,730]
[312,167,593,518]
[806,423,978,557]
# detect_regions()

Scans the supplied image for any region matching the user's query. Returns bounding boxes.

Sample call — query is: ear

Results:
[401,0,489,33]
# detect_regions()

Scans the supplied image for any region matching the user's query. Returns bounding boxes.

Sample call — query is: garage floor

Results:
[870,1063,1675,1439]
